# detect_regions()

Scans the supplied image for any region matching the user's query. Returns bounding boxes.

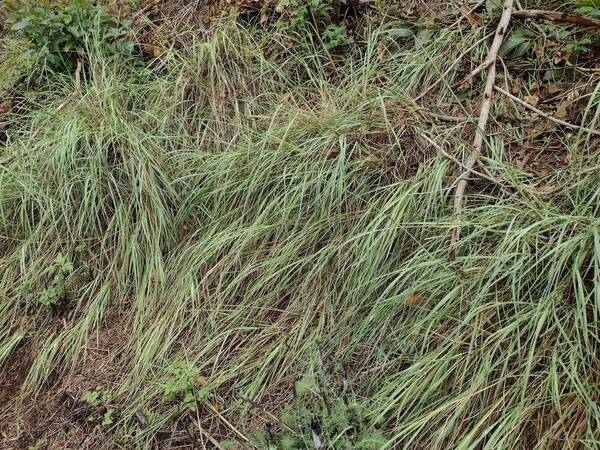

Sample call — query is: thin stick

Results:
[513,10,600,28]
[565,61,600,73]
[191,412,225,450]
[205,402,251,444]
[451,0,514,259]
[460,3,514,86]
[494,85,600,136]
[415,31,494,102]
[56,59,82,113]
[420,134,503,185]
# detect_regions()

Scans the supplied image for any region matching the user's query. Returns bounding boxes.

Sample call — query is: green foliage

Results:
[82,389,111,406]
[82,389,114,430]
[294,374,318,397]
[500,28,536,58]
[38,253,74,308]
[275,0,353,51]
[267,385,386,449]
[253,370,386,449]
[566,37,593,54]
[4,0,132,72]
[381,17,440,51]
[575,0,600,18]
[0,39,36,94]
[219,439,243,449]
[161,361,209,411]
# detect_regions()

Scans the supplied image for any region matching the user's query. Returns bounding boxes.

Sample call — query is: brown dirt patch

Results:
[0,314,127,450]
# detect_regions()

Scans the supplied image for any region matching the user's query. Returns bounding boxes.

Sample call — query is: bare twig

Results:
[450,0,514,259]
[415,31,494,102]
[451,0,486,29]
[513,10,600,28]
[494,85,600,136]
[565,61,600,73]
[189,411,225,450]
[420,133,503,185]
[460,3,514,86]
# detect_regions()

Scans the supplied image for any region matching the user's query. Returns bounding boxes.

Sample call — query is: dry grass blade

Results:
[205,402,251,445]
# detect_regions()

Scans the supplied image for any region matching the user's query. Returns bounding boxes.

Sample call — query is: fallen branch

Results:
[513,10,600,28]
[450,0,514,259]
[459,2,514,86]
[494,85,600,136]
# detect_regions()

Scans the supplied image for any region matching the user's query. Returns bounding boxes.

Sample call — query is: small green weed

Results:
[82,389,111,406]
[38,253,74,308]
[4,0,132,72]
[82,389,115,431]
[275,0,353,51]
[161,361,210,411]
[253,373,386,449]
[500,28,536,58]
[27,438,48,450]
[381,17,441,51]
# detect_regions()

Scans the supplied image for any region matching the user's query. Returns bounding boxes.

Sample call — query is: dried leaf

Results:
[403,293,422,305]
[524,95,540,107]
[554,48,573,64]
[555,100,570,119]
[461,5,483,28]
[511,77,522,94]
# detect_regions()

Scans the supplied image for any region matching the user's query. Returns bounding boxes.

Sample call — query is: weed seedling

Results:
[38,253,74,308]
[161,361,210,412]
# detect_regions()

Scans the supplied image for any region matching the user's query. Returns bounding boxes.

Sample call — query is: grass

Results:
[1,8,600,449]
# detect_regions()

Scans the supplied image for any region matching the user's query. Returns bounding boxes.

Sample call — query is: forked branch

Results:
[450,0,514,259]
